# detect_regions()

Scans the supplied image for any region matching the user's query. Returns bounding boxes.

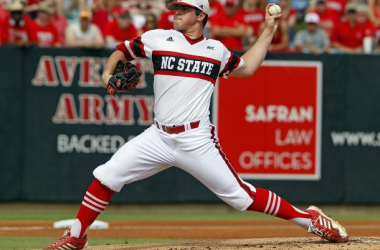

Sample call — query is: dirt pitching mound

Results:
[88,237,380,250]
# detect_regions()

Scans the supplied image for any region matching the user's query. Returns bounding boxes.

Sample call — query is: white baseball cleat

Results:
[306,206,349,243]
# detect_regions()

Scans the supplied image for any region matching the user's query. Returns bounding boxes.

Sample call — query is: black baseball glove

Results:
[106,60,142,95]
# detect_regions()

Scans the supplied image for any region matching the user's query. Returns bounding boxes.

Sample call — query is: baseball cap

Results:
[225,0,239,6]
[356,4,368,13]
[37,1,53,15]
[8,1,24,12]
[345,3,357,13]
[80,10,93,20]
[304,12,320,24]
[113,6,130,17]
[167,0,210,15]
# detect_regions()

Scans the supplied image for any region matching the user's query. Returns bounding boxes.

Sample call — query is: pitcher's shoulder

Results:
[142,29,179,40]
[205,38,226,49]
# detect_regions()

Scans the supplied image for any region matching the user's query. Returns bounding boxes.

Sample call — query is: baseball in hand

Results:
[269,4,281,15]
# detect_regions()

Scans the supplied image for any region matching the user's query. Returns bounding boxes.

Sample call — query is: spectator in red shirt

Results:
[238,0,265,36]
[258,0,289,51]
[357,4,376,52]
[109,0,124,20]
[0,0,9,45]
[311,0,339,39]
[1,1,37,46]
[325,0,346,20]
[0,18,4,45]
[278,0,297,45]
[158,0,175,30]
[210,0,251,51]
[90,0,111,36]
[308,0,346,20]
[158,9,175,29]
[33,1,61,47]
[208,0,225,23]
[331,3,363,53]
[279,0,297,28]
[259,20,289,51]
[50,0,68,45]
[0,0,8,22]
[104,7,138,48]
[0,0,7,44]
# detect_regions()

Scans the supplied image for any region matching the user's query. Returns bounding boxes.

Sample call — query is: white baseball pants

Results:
[93,117,256,211]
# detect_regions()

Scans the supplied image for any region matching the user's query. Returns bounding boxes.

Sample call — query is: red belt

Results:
[155,121,200,134]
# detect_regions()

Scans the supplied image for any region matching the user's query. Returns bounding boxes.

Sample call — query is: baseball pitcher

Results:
[44,0,348,249]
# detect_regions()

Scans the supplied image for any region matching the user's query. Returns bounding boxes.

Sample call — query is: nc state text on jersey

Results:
[152,51,221,84]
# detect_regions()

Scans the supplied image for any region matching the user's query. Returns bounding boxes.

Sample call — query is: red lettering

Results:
[32,56,59,86]
[135,96,154,125]
[105,96,134,125]
[79,57,102,87]
[55,57,78,87]
[53,93,154,125]
[79,94,104,124]
[93,95,104,123]
[52,94,78,123]
[80,95,91,123]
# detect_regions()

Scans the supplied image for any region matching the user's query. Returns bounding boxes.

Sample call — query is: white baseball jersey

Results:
[94,29,256,212]
[117,29,244,124]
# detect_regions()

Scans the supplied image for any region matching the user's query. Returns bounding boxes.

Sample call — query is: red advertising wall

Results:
[215,61,322,180]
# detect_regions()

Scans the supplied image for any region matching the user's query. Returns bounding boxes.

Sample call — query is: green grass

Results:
[0,237,186,250]
[2,210,380,221]
[1,204,380,221]
[0,209,274,221]
[0,204,275,221]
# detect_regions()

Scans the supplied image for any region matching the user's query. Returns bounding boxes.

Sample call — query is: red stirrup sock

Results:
[247,188,312,229]
[70,178,114,238]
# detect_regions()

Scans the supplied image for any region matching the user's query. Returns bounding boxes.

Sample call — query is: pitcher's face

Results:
[173,6,198,31]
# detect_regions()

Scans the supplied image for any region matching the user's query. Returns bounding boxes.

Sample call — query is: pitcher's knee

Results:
[228,196,255,211]
[93,160,130,192]
[219,189,255,211]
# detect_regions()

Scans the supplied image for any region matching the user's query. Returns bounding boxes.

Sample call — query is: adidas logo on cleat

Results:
[166,36,174,42]
[306,206,349,243]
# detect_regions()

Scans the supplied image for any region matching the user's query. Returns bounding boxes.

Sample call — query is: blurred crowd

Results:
[0,0,379,54]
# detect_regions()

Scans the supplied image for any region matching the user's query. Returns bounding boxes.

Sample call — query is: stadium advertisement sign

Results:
[215,61,322,180]
[29,55,154,155]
